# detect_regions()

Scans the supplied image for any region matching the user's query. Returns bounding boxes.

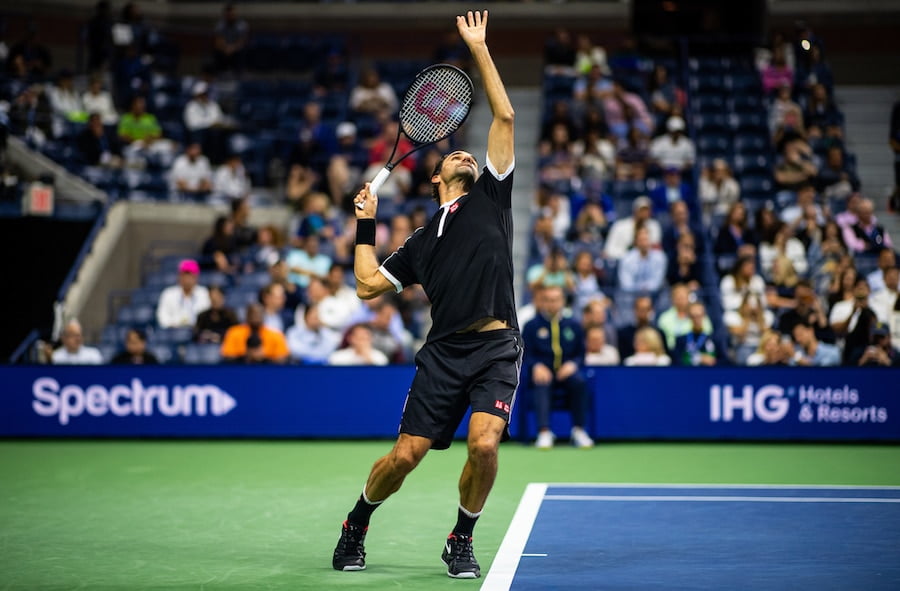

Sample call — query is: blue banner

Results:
[0,366,897,440]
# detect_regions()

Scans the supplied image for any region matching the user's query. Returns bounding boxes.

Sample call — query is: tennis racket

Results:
[358,63,474,206]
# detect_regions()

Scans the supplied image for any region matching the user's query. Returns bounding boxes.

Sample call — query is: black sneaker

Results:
[332,520,367,571]
[441,533,480,579]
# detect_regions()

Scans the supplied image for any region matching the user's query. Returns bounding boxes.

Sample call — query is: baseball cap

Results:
[667,116,685,132]
[872,323,890,337]
[192,81,208,96]
[633,196,652,211]
[178,259,200,274]
[336,121,357,138]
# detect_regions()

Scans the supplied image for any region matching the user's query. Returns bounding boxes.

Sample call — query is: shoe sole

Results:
[336,564,366,571]
[441,557,480,578]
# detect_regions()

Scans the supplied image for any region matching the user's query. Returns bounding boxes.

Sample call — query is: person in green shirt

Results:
[117,95,161,144]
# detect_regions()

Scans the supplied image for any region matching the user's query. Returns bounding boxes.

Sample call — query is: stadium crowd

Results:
[1,8,897,367]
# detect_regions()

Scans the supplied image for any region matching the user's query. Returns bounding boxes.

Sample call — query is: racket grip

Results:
[369,167,391,196]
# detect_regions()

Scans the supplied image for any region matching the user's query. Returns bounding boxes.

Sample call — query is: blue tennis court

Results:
[482,484,900,591]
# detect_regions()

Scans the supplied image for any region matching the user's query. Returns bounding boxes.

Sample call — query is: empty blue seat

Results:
[729,112,767,133]
[183,343,222,364]
[741,174,774,195]
[696,132,731,156]
[733,134,771,155]
[692,113,729,133]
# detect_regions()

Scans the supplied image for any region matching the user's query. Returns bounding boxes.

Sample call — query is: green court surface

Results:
[1,440,898,590]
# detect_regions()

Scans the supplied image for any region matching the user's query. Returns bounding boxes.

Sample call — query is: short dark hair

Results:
[431,154,447,201]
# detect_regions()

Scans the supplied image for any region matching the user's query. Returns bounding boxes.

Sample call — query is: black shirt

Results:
[380,163,517,343]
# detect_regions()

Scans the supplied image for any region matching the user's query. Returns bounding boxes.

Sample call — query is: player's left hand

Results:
[354,183,378,219]
[457,10,487,46]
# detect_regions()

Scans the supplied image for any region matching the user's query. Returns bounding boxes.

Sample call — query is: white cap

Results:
[667,116,685,132]
[633,196,652,210]
[192,81,208,96]
[336,122,357,138]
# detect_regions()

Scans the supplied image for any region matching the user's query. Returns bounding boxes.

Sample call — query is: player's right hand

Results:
[354,183,378,219]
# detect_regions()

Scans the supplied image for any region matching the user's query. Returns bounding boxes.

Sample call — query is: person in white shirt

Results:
[48,69,85,126]
[649,116,695,173]
[156,259,211,328]
[869,266,898,324]
[603,196,662,260]
[169,142,213,197]
[349,68,398,117]
[617,226,667,293]
[213,153,251,199]
[183,81,225,132]
[328,323,389,366]
[866,249,896,294]
[584,324,620,366]
[698,158,740,225]
[720,255,768,314]
[287,303,342,364]
[82,76,118,125]
[51,319,103,364]
[623,326,671,366]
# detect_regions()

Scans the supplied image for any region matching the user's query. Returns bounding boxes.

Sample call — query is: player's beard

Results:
[452,165,476,192]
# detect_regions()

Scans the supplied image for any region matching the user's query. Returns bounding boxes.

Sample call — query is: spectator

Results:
[725,291,773,365]
[826,263,858,314]
[526,247,575,295]
[698,158,740,226]
[286,303,342,365]
[76,112,122,168]
[8,23,52,78]
[866,249,896,294]
[313,48,351,97]
[170,142,213,199]
[662,199,702,255]
[761,45,794,95]
[777,280,834,344]
[804,83,841,133]
[213,153,251,200]
[584,324,620,366]
[221,303,289,363]
[767,255,801,311]
[51,319,103,365]
[267,258,305,313]
[759,221,808,280]
[602,78,653,141]
[870,266,899,325]
[603,196,661,261]
[816,146,860,202]
[544,28,577,75]
[368,299,412,363]
[616,295,662,360]
[522,285,594,449]
[790,320,841,366]
[571,250,607,314]
[156,259,211,329]
[287,234,332,289]
[581,298,616,349]
[617,226,667,293]
[667,233,703,292]
[857,323,900,367]
[780,182,826,226]
[574,128,617,192]
[311,275,359,334]
[212,2,248,74]
[540,100,578,145]
[842,197,894,256]
[746,330,793,366]
[573,62,612,105]
[713,202,757,275]
[830,277,878,364]
[567,201,609,257]
[615,126,650,181]
[774,135,818,195]
[81,76,119,125]
[649,116,695,174]
[117,95,161,147]
[649,165,696,215]
[243,224,283,274]
[260,282,293,335]
[720,255,768,314]
[229,196,257,250]
[657,283,713,350]
[623,326,671,366]
[328,323,389,366]
[574,34,608,77]
[48,69,86,126]
[672,301,719,366]
[538,123,579,196]
[349,68,398,119]
[9,85,54,145]
[326,263,361,320]
[795,44,833,96]
[194,284,238,344]
[647,64,683,132]
[199,215,239,274]
[326,121,368,207]
[110,328,159,364]
[768,82,802,136]
[183,81,226,135]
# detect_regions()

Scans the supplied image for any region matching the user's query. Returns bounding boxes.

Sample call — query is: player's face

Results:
[444,151,478,182]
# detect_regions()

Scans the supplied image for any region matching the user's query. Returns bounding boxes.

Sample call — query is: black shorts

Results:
[400,328,523,450]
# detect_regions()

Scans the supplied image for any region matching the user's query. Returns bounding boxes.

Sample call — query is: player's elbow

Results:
[355,278,382,300]
[495,108,515,124]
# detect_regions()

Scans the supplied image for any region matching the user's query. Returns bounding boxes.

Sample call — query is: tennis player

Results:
[332,10,520,579]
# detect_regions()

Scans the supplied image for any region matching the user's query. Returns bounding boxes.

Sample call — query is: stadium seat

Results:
[182,343,222,364]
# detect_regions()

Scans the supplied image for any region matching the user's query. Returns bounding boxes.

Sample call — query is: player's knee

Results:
[467,436,499,465]
[390,446,425,474]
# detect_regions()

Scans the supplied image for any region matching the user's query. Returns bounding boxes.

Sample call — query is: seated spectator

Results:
[804,83,842,133]
[212,3,248,74]
[615,126,650,181]
[780,182,826,227]
[584,324,620,366]
[368,298,413,363]
[623,326,671,366]
[267,258,305,313]
[761,45,794,95]
[663,199,702,252]
[118,95,173,165]
[260,282,293,335]
[527,247,575,295]
[698,158,740,226]
[857,323,900,367]
[713,202,757,276]
[746,330,793,366]
[567,201,609,257]
[667,233,703,292]
[603,78,653,141]
[759,221,808,280]
[538,123,579,195]
[603,196,661,261]
[826,262,858,314]
[51,319,103,365]
[617,226,667,293]
[76,112,122,167]
[571,250,607,314]
[9,84,54,145]
[721,255,768,314]
[183,81,225,135]
[349,68,398,119]
[581,298,616,348]
[313,49,350,97]
[795,45,833,96]
[326,121,368,207]
[573,62,612,104]
[816,146,860,203]
[774,134,818,196]
[200,215,239,275]
[522,285,594,449]
[725,291,774,365]
[778,280,835,344]
[649,165,696,215]
[767,255,801,311]
[829,277,878,364]
[616,295,662,359]
[82,75,119,125]
[221,303,289,363]
[48,69,86,128]
[657,283,713,350]
[842,197,894,256]
[229,196,257,250]
[768,82,801,137]
[110,328,159,364]
[194,284,238,344]
[328,323,389,366]
[574,128,617,193]
[790,320,841,366]
[672,301,719,366]
[170,142,213,199]
[574,33,608,77]
[648,63,684,132]
[157,259,211,329]
[286,303,342,364]
[868,249,897,294]
[243,224,283,274]
[287,234,332,289]
[212,153,250,200]
[649,116,695,174]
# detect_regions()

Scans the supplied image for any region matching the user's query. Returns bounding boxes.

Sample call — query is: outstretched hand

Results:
[457,10,488,47]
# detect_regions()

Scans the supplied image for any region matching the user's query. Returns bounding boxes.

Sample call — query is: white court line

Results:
[544,494,900,504]
[479,483,546,591]
[545,483,900,490]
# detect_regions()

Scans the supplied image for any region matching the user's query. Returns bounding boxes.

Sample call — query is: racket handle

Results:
[369,167,392,196]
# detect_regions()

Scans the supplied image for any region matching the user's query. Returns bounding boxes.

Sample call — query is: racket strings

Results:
[400,67,473,144]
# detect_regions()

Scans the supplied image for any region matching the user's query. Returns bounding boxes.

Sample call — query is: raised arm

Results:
[352,183,396,299]
[458,10,514,175]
